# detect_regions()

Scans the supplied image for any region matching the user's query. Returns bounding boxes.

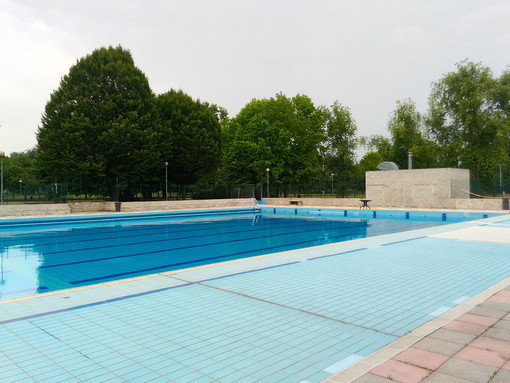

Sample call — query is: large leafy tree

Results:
[222,93,325,187]
[157,90,222,187]
[426,60,506,178]
[36,46,161,200]
[322,102,358,194]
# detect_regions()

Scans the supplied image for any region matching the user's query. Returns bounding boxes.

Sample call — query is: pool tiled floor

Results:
[1,212,509,382]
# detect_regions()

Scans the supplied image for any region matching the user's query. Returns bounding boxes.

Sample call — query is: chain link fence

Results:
[1,179,365,204]
[1,182,68,203]
[470,177,510,197]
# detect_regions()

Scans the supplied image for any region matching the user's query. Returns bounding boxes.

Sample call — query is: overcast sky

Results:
[1,0,510,156]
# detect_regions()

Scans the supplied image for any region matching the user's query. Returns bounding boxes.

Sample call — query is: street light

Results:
[19,180,22,201]
[164,162,169,201]
[0,151,4,205]
[331,173,334,197]
[266,168,270,198]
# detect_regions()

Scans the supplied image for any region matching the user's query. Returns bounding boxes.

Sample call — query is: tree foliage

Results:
[157,90,222,186]
[426,60,506,177]
[323,102,357,173]
[388,98,439,169]
[359,134,393,162]
[222,93,325,186]
[23,51,510,198]
[1,149,38,185]
[36,45,161,199]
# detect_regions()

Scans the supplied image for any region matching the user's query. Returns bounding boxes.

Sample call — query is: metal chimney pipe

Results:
[408,151,414,169]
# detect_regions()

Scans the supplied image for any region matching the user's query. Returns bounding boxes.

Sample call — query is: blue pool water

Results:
[0,207,500,300]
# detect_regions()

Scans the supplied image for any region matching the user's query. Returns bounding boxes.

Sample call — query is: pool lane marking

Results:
[195,262,302,282]
[307,248,368,260]
[381,236,427,246]
[0,286,50,298]
[0,283,194,325]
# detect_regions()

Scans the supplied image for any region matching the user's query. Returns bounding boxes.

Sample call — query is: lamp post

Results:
[0,151,4,205]
[499,164,503,194]
[19,180,22,201]
[331,173,334,197]
[266,168,270,198]
[164,162,169,201]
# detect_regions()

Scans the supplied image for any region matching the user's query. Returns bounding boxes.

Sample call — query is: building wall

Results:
[366,168,471,209]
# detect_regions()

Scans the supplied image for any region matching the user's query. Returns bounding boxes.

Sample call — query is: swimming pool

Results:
[0,207,501,300]
[1,208,509,383]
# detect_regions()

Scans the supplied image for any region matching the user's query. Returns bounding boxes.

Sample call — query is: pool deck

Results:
[1,209,510,382]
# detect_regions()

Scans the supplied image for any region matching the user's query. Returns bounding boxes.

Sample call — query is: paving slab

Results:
[412,337,466,357]
[454,346,507,368]
[476,300,510,313]
[491,369,510,383]
[394,348,449,370]
[482,327,510,342]
[468,306,509,319]
[370,359,430,383]
[443,320,489,336]
[351,373,391,383]
[469,337,510,358]
[428,328,477,345]
[493,319,510,331]
[435,358,498,382]
[488,290,510,304]
[421,372,473,383]
[455,313,498,327]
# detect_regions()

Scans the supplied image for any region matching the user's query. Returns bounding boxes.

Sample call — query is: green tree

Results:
[36,45,161,200]
[493,69,510,182]
[323,101,358,195]
[222,93,325,189]
[157,90,222,191]
[2,150,38,185]
[388,98,438,169]
[359,134,393,162]
[426,60,505,178]
[358,151,384,172]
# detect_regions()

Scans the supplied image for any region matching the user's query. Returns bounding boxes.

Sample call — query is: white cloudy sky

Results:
[1,0,510,156]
